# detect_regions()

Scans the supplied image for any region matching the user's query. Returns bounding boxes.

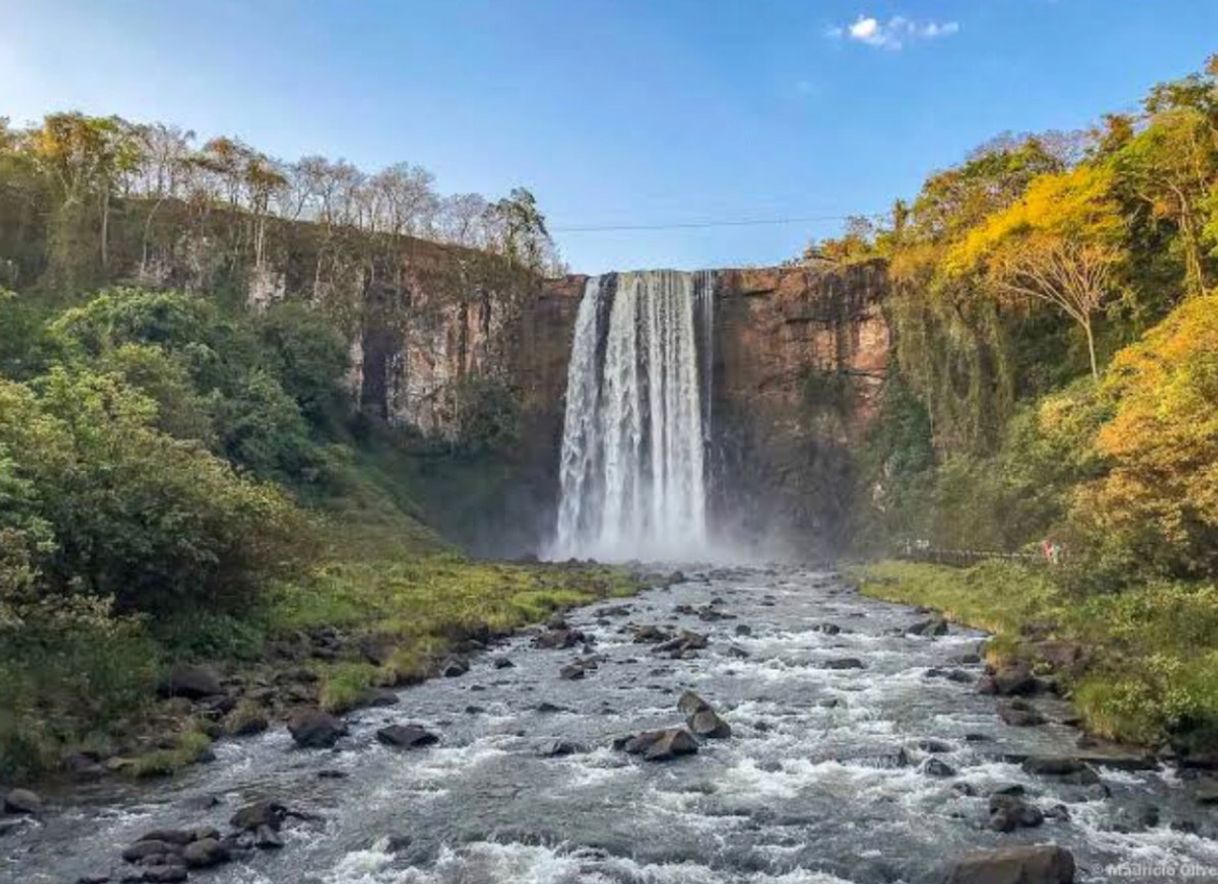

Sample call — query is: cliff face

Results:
[99,211,892,554]
[708,261,889,555]
[511,262,891,556]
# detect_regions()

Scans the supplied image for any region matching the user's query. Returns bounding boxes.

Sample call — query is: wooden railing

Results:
[894,544,1045,568]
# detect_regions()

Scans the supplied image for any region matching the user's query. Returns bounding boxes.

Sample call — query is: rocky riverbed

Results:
[4,566,1218,883]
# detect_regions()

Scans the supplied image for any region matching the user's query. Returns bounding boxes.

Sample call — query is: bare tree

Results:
[132,123,194,272]
[369,162,438,236]
[990,236,1120,379]
[436,193,491,247]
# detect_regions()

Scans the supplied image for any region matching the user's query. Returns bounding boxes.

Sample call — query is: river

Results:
[5,566,1218,883]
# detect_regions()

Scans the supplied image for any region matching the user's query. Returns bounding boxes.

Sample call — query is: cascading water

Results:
[552,270,714,561]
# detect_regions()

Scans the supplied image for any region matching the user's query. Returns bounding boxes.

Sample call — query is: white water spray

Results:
[552,270,714,561]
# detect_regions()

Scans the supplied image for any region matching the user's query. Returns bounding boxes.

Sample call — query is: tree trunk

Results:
[100,189,110,268]
[1083,319,1098,380]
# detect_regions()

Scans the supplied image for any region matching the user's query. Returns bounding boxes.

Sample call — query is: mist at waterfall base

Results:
[548,271,767,565]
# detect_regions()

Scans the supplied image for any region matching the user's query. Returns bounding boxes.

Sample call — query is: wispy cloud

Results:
[826,14,960,50]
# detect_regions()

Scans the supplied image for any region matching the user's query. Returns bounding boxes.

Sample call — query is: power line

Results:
[550,212,886,233]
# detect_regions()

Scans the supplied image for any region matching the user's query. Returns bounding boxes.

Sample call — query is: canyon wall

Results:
[95,213,892,555]
[357,261,891,556]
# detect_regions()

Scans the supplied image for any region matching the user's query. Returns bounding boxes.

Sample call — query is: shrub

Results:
[0,370,308,613]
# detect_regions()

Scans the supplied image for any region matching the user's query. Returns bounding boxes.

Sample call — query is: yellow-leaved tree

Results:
[1076,293,1218,578]
[946,164,1126,379]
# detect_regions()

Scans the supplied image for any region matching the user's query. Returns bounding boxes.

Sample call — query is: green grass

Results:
[0,432,642,783]
[128,727,213,778]
[852,560,1218,750]
[270,535,639,687]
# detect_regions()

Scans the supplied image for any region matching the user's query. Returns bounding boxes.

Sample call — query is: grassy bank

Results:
[0,491,641,782]
[852,560,1218,753]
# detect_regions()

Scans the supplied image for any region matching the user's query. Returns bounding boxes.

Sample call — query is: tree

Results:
[0,370,305,612]
[25,113,142,280]
[131,123,195,274]
[990,236,1120,379]
[486,187,551,270]
[1075,293,1218,579]
[947,164,1125,380]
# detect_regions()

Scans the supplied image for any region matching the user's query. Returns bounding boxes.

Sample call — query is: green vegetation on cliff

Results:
[823,55,1218,755]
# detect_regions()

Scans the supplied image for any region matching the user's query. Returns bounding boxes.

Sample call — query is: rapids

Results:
[5,567,1218,883]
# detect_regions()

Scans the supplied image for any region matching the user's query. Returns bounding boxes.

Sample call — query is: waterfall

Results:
[552,270,714,561]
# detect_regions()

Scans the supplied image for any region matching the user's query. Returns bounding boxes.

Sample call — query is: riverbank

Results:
[0,500,646,787]
[9,563,1218,883]
[851,560,1218,760]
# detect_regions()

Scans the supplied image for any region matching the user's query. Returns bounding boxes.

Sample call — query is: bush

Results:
[0,370,308,613]
[1073,293,1218,581]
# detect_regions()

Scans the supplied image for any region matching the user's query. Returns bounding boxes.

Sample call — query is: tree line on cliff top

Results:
[0,111,562,298]
[804,54,1218,591]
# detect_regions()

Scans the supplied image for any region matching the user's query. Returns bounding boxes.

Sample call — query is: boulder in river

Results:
[287,709,347,748]
[231,799,288,832]
[944,844,1073,883]
[620,728,700,761]
[1021,757,1099,782]
[534,625,587,650]
[123,838,181,863]
[988,793,1045,832]
[158,664,223,700]
[182,837,230,868]
[655,630,708,657]
[376,724,439,749]
[677,690,713,717]
[559,661,587,680]
[677,691,731,738]
[998,699,1046,727]
[539,739,587,757]
[980,662,1040,696]
[3,788,42,815]
[921,758,956,777]
[631,624,672,644]
[821,658,866,670]
[143,865,188,882]
[906,617,949,637]
[689,709,732,739]
[440,656,469,677]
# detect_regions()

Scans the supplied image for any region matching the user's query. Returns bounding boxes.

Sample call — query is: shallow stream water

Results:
[6,566,1218,883]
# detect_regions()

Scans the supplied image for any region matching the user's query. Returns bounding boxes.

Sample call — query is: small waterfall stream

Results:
[552,270,715,561]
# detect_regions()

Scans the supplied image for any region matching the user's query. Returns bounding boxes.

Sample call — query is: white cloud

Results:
[827,14,960,50]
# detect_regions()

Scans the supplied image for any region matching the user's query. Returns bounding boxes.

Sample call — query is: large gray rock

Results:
[943,845,1074,883]
[376,724,439,749]
[689,709,732,739]
[287,709,347,748]
[677,691,712,718]
[143,865,188,883]
[182,837,230,868]
[158,664,222,700]
[998,700,1046,727]
[3,788,42,815]
[988,794,1045,832]
[230,799,287,832]
[620,728,700,761]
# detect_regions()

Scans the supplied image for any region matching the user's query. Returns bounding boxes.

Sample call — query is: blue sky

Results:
[2,1,1215,273]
